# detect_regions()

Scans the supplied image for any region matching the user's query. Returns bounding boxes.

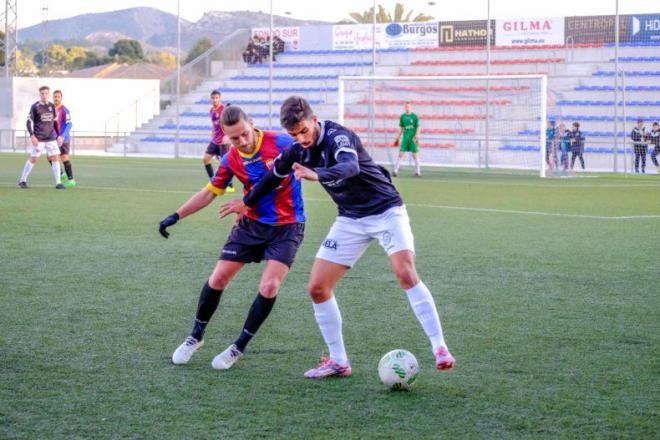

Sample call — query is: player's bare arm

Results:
[292,162,319,181]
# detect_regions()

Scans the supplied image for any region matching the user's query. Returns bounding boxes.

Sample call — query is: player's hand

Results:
[393,137,400,147]
[413,136,419,144]
[30,135,38,146]
[292,163,319,181]
[219,198,245,219]
[158,213,179,239]
[57,136,63,147]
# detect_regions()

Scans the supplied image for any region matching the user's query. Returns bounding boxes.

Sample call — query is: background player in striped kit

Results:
[53,90,75,187]
[203,90,234,192]
[18,86,64,189]
[159,105,304,370]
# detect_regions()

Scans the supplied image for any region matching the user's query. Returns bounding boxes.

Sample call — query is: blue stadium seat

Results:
[192,99,324,106]
[230,74,339,80]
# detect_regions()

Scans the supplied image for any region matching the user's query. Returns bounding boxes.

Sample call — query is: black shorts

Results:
[206,142,229,157]
[219,217,305,267]
[59,143,70,155]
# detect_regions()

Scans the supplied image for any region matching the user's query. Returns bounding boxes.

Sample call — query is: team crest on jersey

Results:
[327,128,337,135]
[323,239,337,250]
[334,135,350,148]
[265,158,275,169]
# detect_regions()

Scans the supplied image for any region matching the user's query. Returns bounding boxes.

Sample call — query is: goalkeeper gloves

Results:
[159,213,179,239]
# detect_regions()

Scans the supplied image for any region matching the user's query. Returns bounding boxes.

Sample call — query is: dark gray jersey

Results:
[27,101,58,142]
[271,120,403,218]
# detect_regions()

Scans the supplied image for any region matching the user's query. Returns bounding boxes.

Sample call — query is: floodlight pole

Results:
[174,0,181,158]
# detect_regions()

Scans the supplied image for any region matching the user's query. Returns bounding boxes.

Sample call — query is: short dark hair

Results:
[221,105,248,127]
[653,121,659,126]
[210,90,221,97]
[39,86,49,92]
[573,122,579,128]
[53,90,62,96]
[638,119,644,123]
[280,96,313,130]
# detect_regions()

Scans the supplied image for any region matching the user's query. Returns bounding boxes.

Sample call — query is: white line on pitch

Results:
[2,183,659,220]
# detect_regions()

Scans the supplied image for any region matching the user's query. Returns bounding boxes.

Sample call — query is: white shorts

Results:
[31,140,59,158]
[316,205,415,267]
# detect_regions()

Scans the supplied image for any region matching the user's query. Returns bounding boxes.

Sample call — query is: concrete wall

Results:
[4,77,160,135]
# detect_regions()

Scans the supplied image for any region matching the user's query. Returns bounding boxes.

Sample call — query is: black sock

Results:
[234,293,277,353]
[190,281,223,341]
[63,160,73,179]
[205,164,214,179]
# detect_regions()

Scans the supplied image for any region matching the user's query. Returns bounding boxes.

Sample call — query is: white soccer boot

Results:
[212,344,243,370]
[172,336,204,365]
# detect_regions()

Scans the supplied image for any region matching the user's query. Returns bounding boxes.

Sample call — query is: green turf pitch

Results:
[1,154,659,439]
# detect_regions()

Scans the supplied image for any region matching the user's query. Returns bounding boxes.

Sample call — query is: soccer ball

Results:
[378,349,419,391]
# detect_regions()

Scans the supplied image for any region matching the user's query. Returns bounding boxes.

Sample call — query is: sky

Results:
[16,0,659,29]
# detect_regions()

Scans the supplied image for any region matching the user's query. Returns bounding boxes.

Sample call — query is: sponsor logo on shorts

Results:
[222,249,237,255]
[322,239,337,250]
[382,231,394,251]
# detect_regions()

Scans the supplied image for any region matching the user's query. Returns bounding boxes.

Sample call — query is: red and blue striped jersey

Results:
[210,105,224,144]
[207,129,305,225]
[55,104,72,142]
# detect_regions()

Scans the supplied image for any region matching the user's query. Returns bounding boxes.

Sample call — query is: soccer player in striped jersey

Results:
[203,90,234,192]
[159,105,305,370]
[53,90,75,187]
[223,96,455,378]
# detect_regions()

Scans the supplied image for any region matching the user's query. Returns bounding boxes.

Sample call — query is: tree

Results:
[34,44,69,72]
[17,50,37,75]
[0,30,4,66]
[148,51,176,69]
[184,37,213,64]
[83,50,113,68]
[108,39,145,63]
[343,3,434,24]
[66,46,89,70]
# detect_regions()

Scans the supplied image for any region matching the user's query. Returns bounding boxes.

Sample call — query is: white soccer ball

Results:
[378,349,419,391]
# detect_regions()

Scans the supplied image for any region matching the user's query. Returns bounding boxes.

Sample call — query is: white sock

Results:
[20,160,34,182]
[312,296,348,365]
[394,156,401,172]
[51,161,62,185]
[406,281,446,353]
[414,157,421,174]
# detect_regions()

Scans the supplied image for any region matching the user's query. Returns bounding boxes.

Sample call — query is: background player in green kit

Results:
[393,102,421,177]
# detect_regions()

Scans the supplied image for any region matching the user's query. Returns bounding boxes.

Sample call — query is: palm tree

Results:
[341,3,434,24]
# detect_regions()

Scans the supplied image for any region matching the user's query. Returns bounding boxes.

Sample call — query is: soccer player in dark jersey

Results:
[159,105,304,370]
[649,122,660,171]
[631,119,648,174]
[393,102,421,177]
[568,122,586,171]
[221,96,455,378]
[203,90,234,192]
[53,90,75,187]
[19,85,64,189]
